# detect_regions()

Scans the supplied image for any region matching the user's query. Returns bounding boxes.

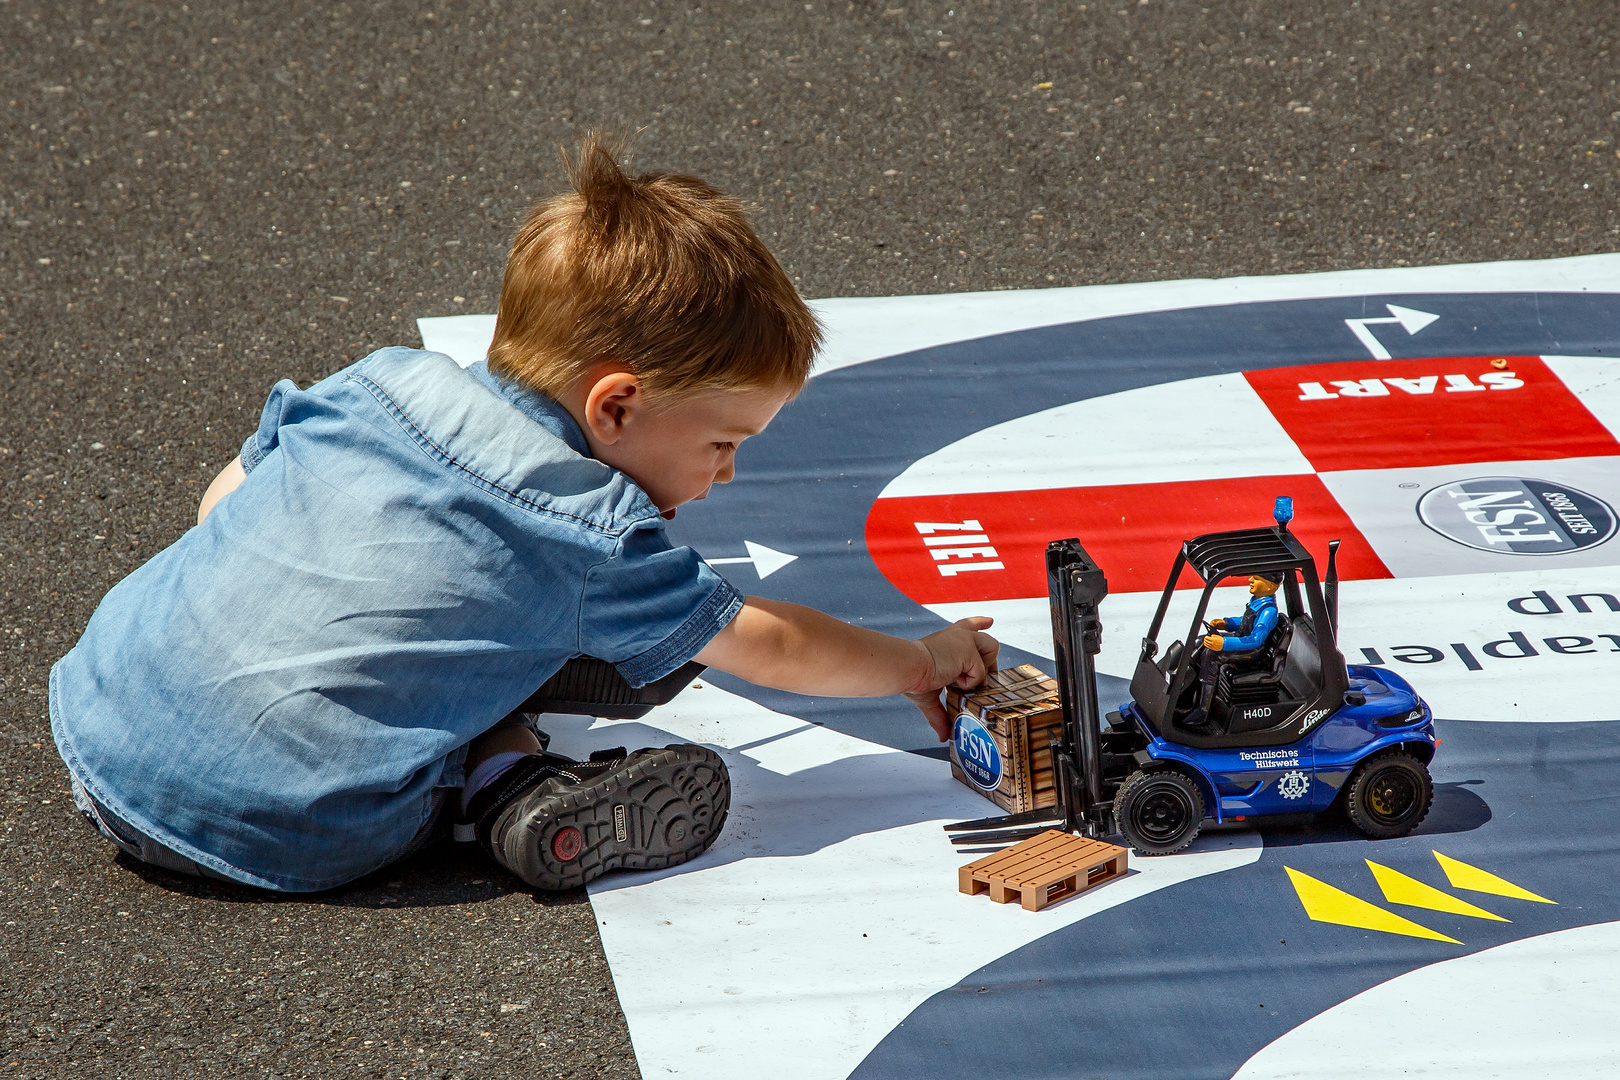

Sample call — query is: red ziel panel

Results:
[866,476,1390,606]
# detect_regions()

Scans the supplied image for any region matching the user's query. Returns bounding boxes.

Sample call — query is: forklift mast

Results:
[1046,538,1112,838]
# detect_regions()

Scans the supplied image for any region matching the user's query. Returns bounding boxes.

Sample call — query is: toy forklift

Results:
[948,498,1438,855]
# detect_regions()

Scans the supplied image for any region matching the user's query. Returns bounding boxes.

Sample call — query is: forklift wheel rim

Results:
[1132,782,1196,844]
[1363,766,1420,824]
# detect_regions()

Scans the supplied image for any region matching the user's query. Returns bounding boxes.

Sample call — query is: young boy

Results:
[50,136,999,894]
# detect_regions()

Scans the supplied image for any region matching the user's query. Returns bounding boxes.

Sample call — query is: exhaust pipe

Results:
[1325,539,1341,634]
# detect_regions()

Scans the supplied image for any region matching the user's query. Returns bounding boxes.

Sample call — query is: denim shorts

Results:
[71,775,447,888]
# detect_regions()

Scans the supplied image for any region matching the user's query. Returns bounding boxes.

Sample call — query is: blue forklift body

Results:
[946,502,1440,855]
[1122,663,1437,825]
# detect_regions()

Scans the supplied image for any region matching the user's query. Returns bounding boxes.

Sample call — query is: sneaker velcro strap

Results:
[460,753,575,850]
[588,747,627,763]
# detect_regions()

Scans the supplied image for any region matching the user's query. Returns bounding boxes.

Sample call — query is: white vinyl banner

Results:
[420,252,1620,1079]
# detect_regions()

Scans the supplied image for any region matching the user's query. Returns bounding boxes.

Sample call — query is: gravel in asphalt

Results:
[2,1,1615,1077]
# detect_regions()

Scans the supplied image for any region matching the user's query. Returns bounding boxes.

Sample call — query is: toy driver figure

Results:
[1184,572,1283,730]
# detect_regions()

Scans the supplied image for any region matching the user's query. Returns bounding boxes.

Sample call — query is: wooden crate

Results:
[947,664,1063,813]
[959,830,1129,912]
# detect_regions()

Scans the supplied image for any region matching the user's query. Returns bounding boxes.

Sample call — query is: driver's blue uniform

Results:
[1215,594,1278,652]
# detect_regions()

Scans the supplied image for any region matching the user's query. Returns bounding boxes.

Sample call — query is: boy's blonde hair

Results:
[487,134,822,402]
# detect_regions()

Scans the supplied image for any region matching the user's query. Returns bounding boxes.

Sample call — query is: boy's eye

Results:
[714,441,736,452]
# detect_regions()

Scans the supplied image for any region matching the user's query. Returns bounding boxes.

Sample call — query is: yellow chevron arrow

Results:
[1285,867,1461,944]
[1366,860,1508,921]
[1433,851,1556,904]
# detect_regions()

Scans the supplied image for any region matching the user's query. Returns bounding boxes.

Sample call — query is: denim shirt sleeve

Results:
[580,519,744,686]
[240,378,300,474]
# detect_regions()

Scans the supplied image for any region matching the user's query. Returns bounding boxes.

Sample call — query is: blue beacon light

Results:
[1274,496,1294,526]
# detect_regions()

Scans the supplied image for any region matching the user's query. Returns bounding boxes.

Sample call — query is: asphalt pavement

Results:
[2,1,1616,1077]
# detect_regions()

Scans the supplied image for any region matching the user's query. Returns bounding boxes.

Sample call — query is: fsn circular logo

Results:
[1417,477,1617,555]
[951,713,1002,792]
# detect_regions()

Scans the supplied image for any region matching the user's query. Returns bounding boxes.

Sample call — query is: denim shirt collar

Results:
[468,360,593,459]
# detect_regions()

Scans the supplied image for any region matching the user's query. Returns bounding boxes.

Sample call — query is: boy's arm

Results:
[197,455,246,525]
[694,596,998,742]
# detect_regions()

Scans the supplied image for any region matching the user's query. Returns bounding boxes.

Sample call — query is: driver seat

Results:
[1225,615,1293,702]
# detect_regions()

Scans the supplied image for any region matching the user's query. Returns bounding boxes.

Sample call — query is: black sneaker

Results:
[464,744,730,891]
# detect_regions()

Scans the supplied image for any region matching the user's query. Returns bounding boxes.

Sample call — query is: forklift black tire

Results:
[1345,749,1434,839]
[1115,769,1205,856]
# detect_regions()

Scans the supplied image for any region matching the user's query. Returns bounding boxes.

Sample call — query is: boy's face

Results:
[578,374,794,518]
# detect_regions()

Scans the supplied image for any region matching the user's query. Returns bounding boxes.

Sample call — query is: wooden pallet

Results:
[959,830,1130,912]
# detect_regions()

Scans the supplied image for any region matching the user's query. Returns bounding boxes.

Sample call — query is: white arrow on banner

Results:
[1344,303,1440,359]
[706,540,799,579]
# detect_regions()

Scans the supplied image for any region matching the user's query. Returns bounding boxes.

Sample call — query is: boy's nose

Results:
[716,460,735,485]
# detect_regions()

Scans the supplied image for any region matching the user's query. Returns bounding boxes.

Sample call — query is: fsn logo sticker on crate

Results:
[952,713,1003,792]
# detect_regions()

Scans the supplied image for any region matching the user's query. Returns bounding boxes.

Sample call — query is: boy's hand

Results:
[903,617,1000,742]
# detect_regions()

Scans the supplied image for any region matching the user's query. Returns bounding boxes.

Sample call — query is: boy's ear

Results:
[582,370,644,445]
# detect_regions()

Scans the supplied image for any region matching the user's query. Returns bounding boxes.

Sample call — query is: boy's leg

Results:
[460,713,547,817]
[465,715,544,772]
[71,776,237,883]
[73,777,449,888]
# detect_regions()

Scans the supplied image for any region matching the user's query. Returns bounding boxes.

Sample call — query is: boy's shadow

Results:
[117,713,983,908]
[543,714,998,880]
[118,713,1497,906]
[116,838,570,909]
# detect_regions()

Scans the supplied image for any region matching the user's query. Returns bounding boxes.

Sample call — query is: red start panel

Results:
[1245,356,1620,473]
[866,476,1391,606]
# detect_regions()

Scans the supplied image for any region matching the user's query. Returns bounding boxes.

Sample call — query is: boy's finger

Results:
[974,631,1000,670]
[906,690,950,741]
[954,616,995,632]
[954,652,988,689]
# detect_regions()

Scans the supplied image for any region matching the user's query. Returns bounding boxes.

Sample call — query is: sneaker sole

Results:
[489,744,730,891]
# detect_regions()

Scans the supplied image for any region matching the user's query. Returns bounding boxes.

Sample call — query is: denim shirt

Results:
[49,348,742,892]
